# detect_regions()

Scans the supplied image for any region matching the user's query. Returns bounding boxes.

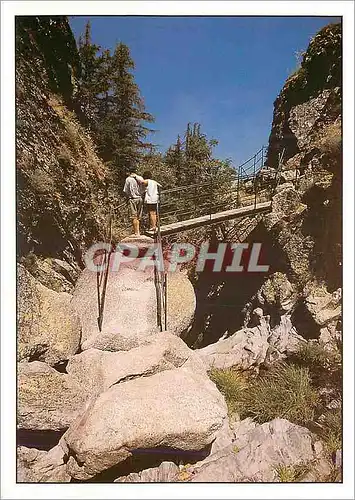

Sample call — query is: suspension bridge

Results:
[157,146,275,236]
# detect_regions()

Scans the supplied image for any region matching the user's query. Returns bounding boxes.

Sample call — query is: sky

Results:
[69,16,340,166]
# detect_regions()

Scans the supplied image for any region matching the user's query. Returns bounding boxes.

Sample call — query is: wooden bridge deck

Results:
[159,200,272,236]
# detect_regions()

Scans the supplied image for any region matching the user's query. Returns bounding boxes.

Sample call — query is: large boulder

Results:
[67,331,206,396]
[167,270,196,335]
[17,264,81,365]
[63,367,228,480]
[17,361,88,431]
[72,237,195,351]
[17,445,70,483]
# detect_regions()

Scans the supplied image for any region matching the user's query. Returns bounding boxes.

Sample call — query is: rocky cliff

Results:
[266,22,341,286]
[16,17,123,277]
[249,22,342,345]
[188,22,342,351]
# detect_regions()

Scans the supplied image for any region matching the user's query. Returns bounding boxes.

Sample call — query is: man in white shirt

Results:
[123,166,144,236]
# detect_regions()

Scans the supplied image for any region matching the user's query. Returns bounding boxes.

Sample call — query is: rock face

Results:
[20,256,79,294]
[265,23,341,292]
[189,418,330,482]
[191,24,342,351]
[63,368,228,480]
[114,418,332,483]
[115,461,180,483]
[197,323,270,370]
[17,361,88,431]
[72,239,196,351]
[17,445,70,483]
[17,265,81,365]
[304,284,341,327]
[16,17,121,264]
[197,311,302,371]
[257,272,297,314]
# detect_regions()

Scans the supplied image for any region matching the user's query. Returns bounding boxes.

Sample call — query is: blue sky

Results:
[70,16,340,166]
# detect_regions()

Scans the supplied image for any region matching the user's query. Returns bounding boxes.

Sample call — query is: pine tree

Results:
[184,122,217,185]
[163,123,236,218]
[165,134,185,184]
[76,21,111,129]
[99,42,154,181]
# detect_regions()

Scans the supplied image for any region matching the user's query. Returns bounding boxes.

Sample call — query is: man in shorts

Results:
[123,166,144,236]
[135,171,161,235]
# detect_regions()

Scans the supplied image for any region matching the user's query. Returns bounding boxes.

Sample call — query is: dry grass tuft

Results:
[209,363,320,425]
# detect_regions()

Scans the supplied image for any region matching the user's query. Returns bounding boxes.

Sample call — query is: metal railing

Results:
[158,145,280,227]
[154,187,167,331]
[96,206,114,332]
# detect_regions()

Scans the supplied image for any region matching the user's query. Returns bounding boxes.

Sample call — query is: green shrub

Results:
[275,462,311,482]
[292,341,342,391]
[209,364,320,425]
[296,342,330,367]
[320,408,342,455]
[209,368,248,417]
[243,364,320,425]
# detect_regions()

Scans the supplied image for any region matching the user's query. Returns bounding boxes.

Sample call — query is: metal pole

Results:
[154,186,163,331]
[237,165,241,207]
[96,265,101,329]
[210,174,213,221]
[97,209,114,332]
[98,249,112,332]
[164,272,167,331]
[154,265,162,331]
[253,154,257,210]
[194,166,197,216]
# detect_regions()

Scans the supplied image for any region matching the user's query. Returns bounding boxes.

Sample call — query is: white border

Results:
[1,1,354,499]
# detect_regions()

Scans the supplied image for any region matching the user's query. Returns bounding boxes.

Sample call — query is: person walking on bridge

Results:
[134,171,161,235]
[123,166,144,236]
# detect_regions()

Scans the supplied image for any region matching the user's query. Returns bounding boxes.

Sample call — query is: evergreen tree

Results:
[76,21,103,127]
[184,122,218,184]
[74,25,154,182]
[98,42,154,181]
[163,122,236,219]
[165,134,184,184]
